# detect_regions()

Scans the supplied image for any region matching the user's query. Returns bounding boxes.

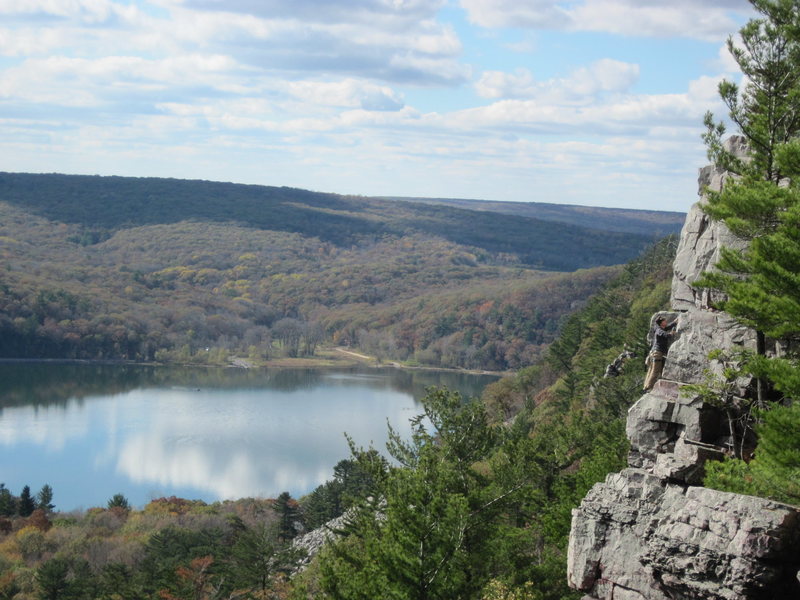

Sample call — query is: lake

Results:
[0,362,498,511]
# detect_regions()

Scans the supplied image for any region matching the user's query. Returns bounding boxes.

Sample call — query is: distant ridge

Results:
[381,196,685,237]
[0,172,659,272]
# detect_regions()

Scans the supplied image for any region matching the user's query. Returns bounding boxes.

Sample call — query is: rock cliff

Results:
[566,138,800,600]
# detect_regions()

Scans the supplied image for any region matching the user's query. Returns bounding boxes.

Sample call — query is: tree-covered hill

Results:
[0,199,617,369]
[380,195,686,236]
[0,172,672,369]
[0,172,655,271]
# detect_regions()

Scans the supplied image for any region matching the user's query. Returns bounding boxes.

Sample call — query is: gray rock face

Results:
[672,137,749,312]
[567,139,800,599]
[670,203,748,311]
[661,309,757,392]
[568,469,800,600]
[292,501,385,571]
[626,379,725,484]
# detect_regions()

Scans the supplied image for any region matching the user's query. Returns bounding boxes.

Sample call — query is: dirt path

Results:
[333,348,375,361]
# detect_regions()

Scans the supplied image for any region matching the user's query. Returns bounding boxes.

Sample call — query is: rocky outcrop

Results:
[567,140,800,600]
[671,136,749,312]
[661,310,756,392]
[568,469,800,600]
[291,510,353,570]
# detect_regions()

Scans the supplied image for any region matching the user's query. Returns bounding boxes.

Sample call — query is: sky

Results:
[0,0,756,212]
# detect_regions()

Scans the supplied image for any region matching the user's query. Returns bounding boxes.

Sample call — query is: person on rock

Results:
[643,316,677,392]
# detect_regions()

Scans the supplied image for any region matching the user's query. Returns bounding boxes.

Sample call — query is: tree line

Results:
[0,484,54,521]
[0,492,310,600]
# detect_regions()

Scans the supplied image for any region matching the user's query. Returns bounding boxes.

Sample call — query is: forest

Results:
[0,173,668,371]
[0,173,657,269]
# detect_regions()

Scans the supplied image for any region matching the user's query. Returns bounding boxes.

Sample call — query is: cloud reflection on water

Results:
[0,366,495,509]
[110,385,417,501]
[0,399,92,451]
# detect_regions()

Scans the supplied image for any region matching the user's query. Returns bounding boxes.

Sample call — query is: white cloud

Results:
[456,68,728,151]
[0,0,118,22]
[388,52,471,84]
[475,68,536,99]
[583,59,640,92]
[147,0,466,84]
[460,0,753,40]
[460,0,570,29]
[0,53,245,108]
[687,74,727,105]
[714,36,744,75]
[286,79,405,110]
[0,27,68,56]
[171,0,446,27]
[0,1,466,86]
[476,59,639,102]
[0,57,720,211]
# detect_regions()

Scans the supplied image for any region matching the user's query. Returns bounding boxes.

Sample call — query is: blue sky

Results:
[0,0,754,212]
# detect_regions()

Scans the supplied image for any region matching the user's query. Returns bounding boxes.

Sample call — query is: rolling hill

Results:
[381,195,685,236]
[0,172,678,370]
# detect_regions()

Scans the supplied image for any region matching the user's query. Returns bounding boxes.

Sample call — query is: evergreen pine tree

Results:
[272,492,301,543]
[36,484,55,512]
[301,453,388,530]
[320,388,509,600]
[0,484,14,517]
[699,2,800,403]
[18,485,35,517]
[97,563,136,600]
[229,522,277,595]
[36,557,70,600]
[705,402,800,503]
[698,0,800,375]
[107,493,130,510]
[704,202,800,336]
[703,0,800,188]
[228,521,302,595]
[750,402,800,501]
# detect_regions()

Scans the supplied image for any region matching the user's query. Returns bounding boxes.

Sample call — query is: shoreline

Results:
[0,352,511,378]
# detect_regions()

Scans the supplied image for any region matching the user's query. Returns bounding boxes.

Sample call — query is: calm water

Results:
[0,363,497,511]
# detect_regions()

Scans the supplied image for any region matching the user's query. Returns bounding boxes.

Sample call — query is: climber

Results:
[642,316,677,392]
